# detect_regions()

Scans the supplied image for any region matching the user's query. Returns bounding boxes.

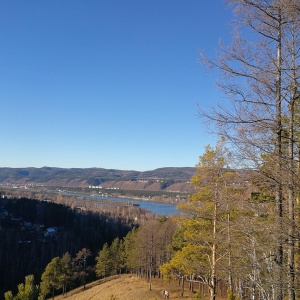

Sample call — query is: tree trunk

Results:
[210,202,217,300]
[275,7,283,300]
[180,276,184,298]
[227,210,233,292]
[149,268,152,291]
[287,9,299,300]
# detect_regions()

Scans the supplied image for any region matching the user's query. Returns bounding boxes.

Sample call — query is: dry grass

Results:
[53,274,210,300]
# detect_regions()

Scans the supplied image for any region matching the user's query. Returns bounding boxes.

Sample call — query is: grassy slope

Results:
[54,274,214,300]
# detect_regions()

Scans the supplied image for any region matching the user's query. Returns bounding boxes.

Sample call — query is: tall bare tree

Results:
[199,1,300,299]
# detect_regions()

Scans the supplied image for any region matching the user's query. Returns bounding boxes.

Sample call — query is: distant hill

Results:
[0,167,196,194]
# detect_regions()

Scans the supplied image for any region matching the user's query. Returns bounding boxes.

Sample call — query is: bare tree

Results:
[73,248,92,290]
[199,1,300,299]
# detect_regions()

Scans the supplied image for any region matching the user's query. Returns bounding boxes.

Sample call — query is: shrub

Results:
[227,289,239,300]
[193,291,202,299]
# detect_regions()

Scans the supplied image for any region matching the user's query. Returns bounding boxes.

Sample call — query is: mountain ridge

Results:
[0,166,196,193]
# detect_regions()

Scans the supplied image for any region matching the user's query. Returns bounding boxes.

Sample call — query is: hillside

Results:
[0,197,134,298]
[54,274,214,300]
[0,167,196,194]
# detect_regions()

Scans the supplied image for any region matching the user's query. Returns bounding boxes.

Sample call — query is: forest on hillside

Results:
[0,196,137,299]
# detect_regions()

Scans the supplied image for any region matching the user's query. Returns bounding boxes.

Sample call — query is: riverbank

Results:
[0,187,180,216]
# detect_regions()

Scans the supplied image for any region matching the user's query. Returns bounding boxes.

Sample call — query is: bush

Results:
[193,291,202,299]
[227,289,239,300]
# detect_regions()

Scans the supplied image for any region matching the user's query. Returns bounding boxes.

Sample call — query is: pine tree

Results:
[4,291,14,300]
[161,140,239,300]
[110,238,122,275]
[95,243,112,278]
[60,252,74,295]
[40,257,62,300]
[123,227,140,273]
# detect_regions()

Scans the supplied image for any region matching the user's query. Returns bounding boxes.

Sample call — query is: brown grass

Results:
[53,274,212,300]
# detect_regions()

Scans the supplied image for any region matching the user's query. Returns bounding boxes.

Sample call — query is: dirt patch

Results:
[54,274,208,300]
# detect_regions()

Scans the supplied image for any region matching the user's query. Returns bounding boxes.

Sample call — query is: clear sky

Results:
[0,0,234,171]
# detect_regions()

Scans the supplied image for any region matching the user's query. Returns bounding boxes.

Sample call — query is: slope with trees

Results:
[0,196,133,298]
[198,1,300,299]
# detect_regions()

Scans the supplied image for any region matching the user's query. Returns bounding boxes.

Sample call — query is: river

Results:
[97,195,179,216]
[60,191,179,216]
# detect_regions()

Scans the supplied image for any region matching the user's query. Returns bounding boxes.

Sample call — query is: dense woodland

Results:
[0,196,136,299]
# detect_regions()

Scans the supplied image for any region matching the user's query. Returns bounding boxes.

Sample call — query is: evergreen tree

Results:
[109,238,126,275]
[16,275,39,300]
[161,140,240,300]
[123,227,140,273]
[40,257,63,300]
[4,275,39,300]
[4,291,14,300]
[95,243,112,278]
[60,252,74,295]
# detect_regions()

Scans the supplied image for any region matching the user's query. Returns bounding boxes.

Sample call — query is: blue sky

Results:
[0,0,233,171]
